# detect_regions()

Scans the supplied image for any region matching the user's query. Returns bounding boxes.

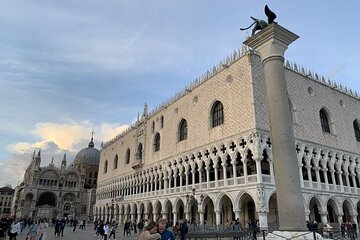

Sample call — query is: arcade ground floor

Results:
[94,185,360,231]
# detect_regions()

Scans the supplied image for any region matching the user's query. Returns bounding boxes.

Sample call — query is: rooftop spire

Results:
[37,149,41,157]
[89,129,95,148]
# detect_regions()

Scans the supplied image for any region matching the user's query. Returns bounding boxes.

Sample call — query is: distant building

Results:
[94,45,360,229]
[13,137,100,220]
[0,186,15,218]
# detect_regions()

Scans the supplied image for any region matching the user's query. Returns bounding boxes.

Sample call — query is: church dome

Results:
[73,138,100,166]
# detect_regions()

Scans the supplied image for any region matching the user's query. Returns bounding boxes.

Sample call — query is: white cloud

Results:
[0,120,128,187]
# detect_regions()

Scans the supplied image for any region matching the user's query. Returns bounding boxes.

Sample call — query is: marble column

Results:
[199,210,205,226]
[244,23,306,230]
[320,211,328,224]
[258,211,269,230]
[173,211,178,225]
[215,210,221,228]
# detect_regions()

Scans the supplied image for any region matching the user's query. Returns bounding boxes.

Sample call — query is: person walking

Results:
[103,222,110,240]
[38,219,49,240]
[9,219,21,240]
[179,219,188,240]
[108,223,117,240]
[27,220,38,240]
[73,219,78,232]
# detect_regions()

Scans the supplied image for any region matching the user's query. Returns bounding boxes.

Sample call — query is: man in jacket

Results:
[158,218,175,240]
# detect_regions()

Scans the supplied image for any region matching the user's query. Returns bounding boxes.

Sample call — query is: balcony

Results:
[132,155,143,169]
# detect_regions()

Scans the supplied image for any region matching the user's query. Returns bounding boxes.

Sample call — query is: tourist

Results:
[108,222,117,240]
[60,219,65,237]
[73,219,78,232]
[26,220,38,240]
[38,219,49,240]
[0,219,7,240]
[103,222,110,240]
[172,222,180,237]
[137,219,144,232]
[8,219,21,240]
[124,220,130,236]
[157,218,175,240]
[79,219,84,230]
[133,219,137,233]
[98,221,105,240]
[54,220,61,237]
[352,221,358,238]
[138,221,161,240]
[179,219,188,240]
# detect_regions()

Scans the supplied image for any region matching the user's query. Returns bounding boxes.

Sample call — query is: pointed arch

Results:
[319,108,331,133]
[211,101,224,128]
[178,119,188,141]
[353,120,360,142]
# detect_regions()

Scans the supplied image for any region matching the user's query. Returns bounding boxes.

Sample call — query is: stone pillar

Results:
[323,168,329,190]
[255,158,262,183]
[330,170,336,187]
[320,212,328,224]
[199,210,205,226]
[231,160,237,183]
[144,212,149,221]
[269,159,275,183]
[222,159,227,187]
[244,23,306,230]
[338,171,344,191]
[258,211,269,230]
[234,210,241,221]
[215,210,221,228]
[206,166,210,189]
[137,213,141,223]
[337,214,343,228]
[185,211,190,222]
[162,211,168,221]
[214,166,219,187]
[173,211,178,225]
[199,170,203,189]
[243,160,248,184]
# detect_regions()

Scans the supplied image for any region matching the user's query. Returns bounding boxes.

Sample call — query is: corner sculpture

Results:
[240,5,277,35]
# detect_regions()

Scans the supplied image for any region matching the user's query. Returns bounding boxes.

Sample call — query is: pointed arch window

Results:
[178,119,188,141]
[154,133,160,152]
[211,101,224,128]
[353,120,360,142]
[125,149,130,164]
[137,143,143,160]
[152,121,155,134]
[160,115,164,128]
[113,155,118,169]
[319,109,330,133]
[104,160,108,174]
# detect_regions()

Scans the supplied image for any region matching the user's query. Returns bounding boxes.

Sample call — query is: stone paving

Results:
[14,224,141,240]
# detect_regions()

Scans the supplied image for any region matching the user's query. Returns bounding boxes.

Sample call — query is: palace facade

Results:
[94,45,360,230]
[13,138,100,220]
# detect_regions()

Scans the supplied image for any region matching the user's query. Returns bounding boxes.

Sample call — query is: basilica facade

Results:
[13,138,100,220]
[94,44,360,230]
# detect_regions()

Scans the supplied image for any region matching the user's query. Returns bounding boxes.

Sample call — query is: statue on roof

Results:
[240,5,277,36]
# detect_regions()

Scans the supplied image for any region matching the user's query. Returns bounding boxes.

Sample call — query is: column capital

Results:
[244,23,299,62]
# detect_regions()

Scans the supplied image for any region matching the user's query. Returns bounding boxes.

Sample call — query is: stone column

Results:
[173,211,178,225]
[243,160,248,184]
[323,168,329,190]
[337,214,343,228]
[214,165,219,187]
[215,210,221,228]
[144,212,149,221]
[320,212,328,224]
[199,210,205,226]
[185,211,190,222]
[337,170,344,191]
[255,158,262,183]
[231,160,237,183]
[258,211,269,230]
[206,165,210,189]
[162,211,168,221]
[222,158,227,187]
[244,23,306,230]
[234,210,241,221]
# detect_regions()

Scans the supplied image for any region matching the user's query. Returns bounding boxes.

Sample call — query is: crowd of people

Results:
[0,217,90,240]
[93,218,190,240]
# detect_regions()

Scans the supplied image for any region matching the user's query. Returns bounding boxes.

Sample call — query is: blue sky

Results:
[0,1,359,187]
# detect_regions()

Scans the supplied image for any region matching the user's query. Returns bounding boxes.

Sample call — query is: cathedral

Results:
[13,137,100,220]
[94,41,360,230]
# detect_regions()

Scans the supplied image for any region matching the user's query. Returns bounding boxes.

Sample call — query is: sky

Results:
[0,1,359,187]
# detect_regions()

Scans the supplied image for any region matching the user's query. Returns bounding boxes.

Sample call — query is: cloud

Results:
[0,120,128,187]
